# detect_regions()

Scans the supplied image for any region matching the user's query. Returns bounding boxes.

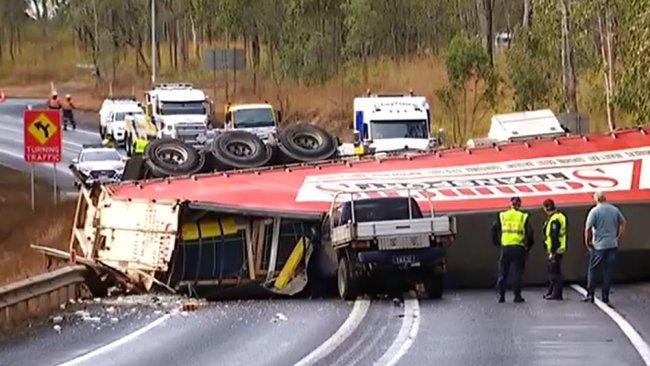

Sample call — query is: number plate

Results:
[393,255,417,265]
[378,235,428,250]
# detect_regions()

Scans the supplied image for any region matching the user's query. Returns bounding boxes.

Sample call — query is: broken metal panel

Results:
[96,197,179,273]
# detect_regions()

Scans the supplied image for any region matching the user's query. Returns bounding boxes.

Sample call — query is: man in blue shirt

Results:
[583,191,626,304]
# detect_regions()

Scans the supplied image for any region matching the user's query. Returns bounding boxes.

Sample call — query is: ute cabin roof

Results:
[488,109,564,142]
[107,126,650,216]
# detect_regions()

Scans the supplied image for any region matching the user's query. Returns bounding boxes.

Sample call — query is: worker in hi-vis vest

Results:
[542,199,567,300]
[491,197,534,303]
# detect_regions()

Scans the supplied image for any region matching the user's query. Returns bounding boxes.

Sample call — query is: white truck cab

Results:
[144,83,210,145]
[347,93,434,154]
[99,97,143,145]
[224,103,279,140]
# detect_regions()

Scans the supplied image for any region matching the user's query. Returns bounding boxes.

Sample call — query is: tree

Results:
[559,0,578,114]
[436,33,496,142]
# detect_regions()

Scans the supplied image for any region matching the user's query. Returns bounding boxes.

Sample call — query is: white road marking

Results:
[374,295,420,366]
[294,298,370,366]
[57,313,171,366]
[571,284,650,365]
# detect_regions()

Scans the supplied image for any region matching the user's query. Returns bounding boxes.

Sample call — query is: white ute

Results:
[99,97,144,145]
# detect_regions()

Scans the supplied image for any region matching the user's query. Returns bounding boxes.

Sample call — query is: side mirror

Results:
[276,110,283,124]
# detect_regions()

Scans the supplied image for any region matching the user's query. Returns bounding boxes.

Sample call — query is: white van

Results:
[99,97,144,145]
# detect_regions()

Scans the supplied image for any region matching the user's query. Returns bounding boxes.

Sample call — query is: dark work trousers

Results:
[547,254,564,298]
[587,248,618,301]
[496,245,527,298]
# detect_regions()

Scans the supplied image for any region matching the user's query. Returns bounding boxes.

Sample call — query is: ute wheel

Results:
[278,124,337,163]
[423,273,444,299]
[337,256,361,301]
[144,138,202,178]
[209,130,272,170]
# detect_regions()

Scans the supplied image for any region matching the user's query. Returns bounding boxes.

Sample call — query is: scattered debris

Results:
[53,325,62,333]
[105,306,116,315]
[181,300,199,312]
[93,298,101,303]
[392,298,402,307]
[51,316,63,324]
[74,310,90,319]
[271,312,288,323]
[83,316,101,323]
[110,317,119,324]
[59,303,66,310]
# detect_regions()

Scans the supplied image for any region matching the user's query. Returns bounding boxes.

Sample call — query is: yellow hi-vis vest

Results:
[499,209,528,246]
[134,139,148,154]
[544,212,567,253]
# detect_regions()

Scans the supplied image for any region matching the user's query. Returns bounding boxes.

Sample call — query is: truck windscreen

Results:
[160,101,206,115]
[234,108,275,128]
[340,198,423,223]
[371,120,428,139]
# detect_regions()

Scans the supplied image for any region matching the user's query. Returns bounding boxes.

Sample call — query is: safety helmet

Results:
[65,94,71,99]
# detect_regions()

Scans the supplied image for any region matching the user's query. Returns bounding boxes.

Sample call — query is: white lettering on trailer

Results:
[296,147,650,203]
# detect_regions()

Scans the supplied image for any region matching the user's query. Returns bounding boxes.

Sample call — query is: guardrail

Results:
[0,265,87,330]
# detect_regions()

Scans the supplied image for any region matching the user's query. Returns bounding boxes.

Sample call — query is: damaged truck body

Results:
[67,125,650,296]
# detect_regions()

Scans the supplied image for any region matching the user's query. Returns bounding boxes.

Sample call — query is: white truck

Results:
[99,97,144,145]
[127,83,211,150]
[467,109,566,147]
[320,191,456,299]
[340,92,438,155]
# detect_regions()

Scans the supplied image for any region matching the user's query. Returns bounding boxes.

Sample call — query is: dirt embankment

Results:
[0,168,75,286]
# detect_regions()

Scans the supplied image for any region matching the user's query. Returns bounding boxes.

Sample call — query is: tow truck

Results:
[320,191,456,300]
[124,83,210,156]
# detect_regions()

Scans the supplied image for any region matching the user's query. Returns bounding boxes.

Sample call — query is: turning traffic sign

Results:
[24,110,61,163]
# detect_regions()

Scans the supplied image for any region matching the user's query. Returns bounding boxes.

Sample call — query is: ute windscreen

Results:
[339,197,423,224]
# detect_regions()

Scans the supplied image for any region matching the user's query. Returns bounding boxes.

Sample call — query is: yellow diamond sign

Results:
[27,113,58,145]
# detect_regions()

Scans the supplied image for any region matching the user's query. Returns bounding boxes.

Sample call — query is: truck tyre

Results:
[278,124,337,163]
[209,130,272,170]
[144,138,202,178]
[424,273,444,299]
[337,256,361,300]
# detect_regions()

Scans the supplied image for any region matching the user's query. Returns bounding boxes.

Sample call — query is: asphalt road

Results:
[0,98,101,189]
[1,285,649,366]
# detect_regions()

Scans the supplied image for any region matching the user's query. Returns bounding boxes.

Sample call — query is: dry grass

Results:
[1,39,618,142]
[0,168,75,286]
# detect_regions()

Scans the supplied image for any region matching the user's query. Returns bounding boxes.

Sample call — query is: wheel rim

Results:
[292,132,322,151]
[155,145,188,165]
[225,140,254,157]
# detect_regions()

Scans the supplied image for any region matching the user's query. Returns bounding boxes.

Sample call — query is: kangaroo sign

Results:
[24,110,61,163]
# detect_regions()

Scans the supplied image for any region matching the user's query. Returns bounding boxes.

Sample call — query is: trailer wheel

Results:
[337,256,361,300]
[144,138,202,177]
[278,124,337,163]
[209,130,272,170]
[424,273,444,299]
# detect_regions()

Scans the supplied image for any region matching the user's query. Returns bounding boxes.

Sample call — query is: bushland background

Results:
[1,0,648,143]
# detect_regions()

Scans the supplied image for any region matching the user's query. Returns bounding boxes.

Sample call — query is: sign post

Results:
[23,110,62,209]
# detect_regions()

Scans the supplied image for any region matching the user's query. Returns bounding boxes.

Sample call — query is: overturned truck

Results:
[68,125,650,295]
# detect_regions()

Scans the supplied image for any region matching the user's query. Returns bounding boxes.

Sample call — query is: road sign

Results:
[202,48,246,70]
[24,110,61,163]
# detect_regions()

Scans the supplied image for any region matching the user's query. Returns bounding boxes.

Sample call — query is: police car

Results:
[70,145,126,186]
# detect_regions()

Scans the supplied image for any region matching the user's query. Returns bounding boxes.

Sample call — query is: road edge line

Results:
[571,284,650,365]
[294,298,370,366]
[374,295,420,366]
[57,313,171,366]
